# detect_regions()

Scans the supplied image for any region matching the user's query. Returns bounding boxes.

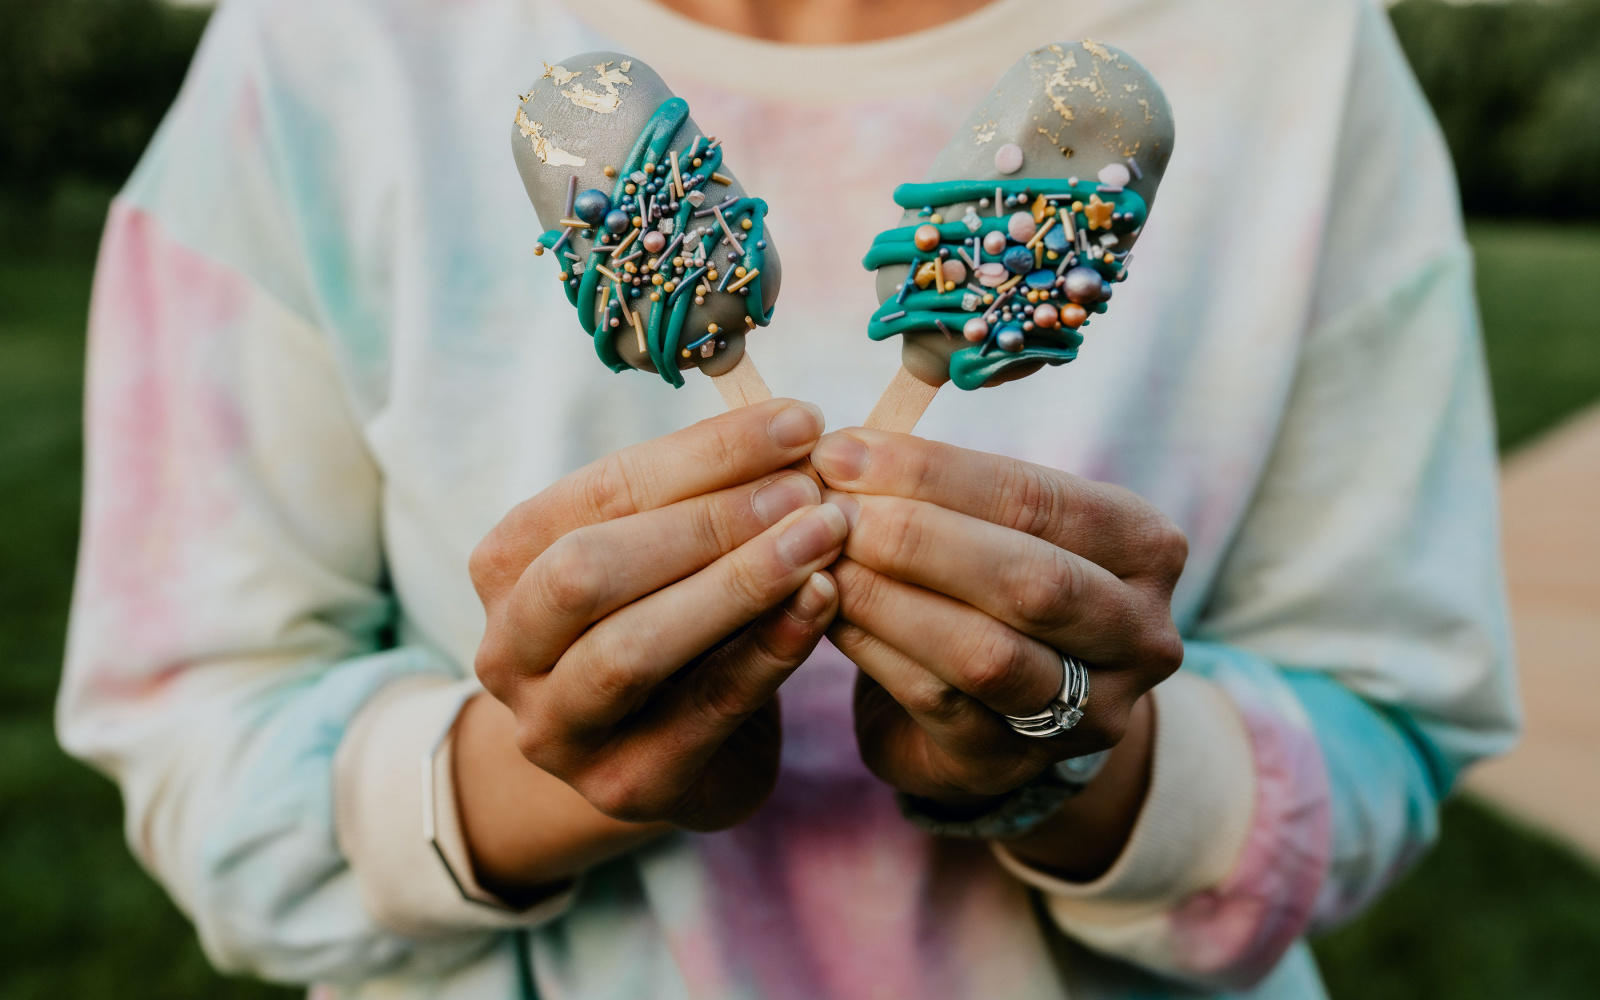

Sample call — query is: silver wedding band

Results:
[1002,653,1089,739]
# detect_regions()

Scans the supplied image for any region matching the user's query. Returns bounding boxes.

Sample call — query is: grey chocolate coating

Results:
[875,42,1174,387]
[512,52,781,378]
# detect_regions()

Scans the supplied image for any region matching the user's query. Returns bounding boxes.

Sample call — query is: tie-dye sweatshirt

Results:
[57,0,1518,997]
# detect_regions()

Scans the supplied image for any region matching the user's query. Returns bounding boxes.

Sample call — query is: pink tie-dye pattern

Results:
[1167,696,1331,987]
[668,645,1056,1000]
[79,203,249,688]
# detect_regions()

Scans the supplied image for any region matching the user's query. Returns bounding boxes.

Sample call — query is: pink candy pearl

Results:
[642,231,667,253]
[963,317,989,342]
[982,230,1007,255]
[1007,212,1036,243]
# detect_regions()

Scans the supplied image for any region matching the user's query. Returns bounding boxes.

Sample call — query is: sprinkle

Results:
[726,268,760,293]
[934,319,956,341]
[995,187,1004,217]
[711,172,733,185]
[1026,215,1057,250]
[1126,156,1143,180]
[559,217,591,229]
[629,305,646,354]
[670,150,684,198]
[712,206,744,252]
[878,310,907,322]
[896,273,916,303]
[658,232,686,266]
[550,228,573,255]
[956,246,979,271]
[564,175,578,217]
[595,264,623,284]
[687,136,702,160]
[693,196,738,218]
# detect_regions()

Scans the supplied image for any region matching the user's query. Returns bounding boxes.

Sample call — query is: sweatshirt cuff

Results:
[991,669,1255,922]
[334,675,579,937]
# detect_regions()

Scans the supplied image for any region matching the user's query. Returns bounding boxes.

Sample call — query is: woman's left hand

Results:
[811,429,1188,819]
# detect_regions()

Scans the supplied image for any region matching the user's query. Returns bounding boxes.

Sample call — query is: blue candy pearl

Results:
[1002,246,1034,275]
[573,188,611,226]
[1024,269,1055,290]
[603,209,631,235]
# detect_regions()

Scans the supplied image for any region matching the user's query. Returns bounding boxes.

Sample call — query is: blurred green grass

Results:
[2,202,1598,999]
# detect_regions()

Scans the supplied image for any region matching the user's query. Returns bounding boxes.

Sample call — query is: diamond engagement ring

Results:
[1002,653,1089,739]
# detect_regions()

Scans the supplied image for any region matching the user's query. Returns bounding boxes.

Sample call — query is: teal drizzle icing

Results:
[862,178,1147,391]
[536,98,773,388]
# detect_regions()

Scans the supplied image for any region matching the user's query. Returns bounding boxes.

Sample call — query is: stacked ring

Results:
[1002,653,1089,739]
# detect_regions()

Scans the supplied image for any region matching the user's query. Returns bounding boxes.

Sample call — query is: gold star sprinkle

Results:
[1082,194,1114,230]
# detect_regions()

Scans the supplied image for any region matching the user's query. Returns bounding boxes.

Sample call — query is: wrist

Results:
[452,694,669,904]
[1000,693,1155,881]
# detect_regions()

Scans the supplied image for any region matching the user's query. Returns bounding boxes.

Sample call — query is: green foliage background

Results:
[2,2,1598,999]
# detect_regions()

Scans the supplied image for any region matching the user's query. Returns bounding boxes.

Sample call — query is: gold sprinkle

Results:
[726,268,759,293]
[711,172,733,186]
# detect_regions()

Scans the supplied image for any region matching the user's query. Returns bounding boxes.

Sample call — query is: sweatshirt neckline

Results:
[551,0,1122,103]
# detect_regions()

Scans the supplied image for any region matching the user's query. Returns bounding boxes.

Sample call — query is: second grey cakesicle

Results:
[515,54,782,388]
[863,40,1174,395]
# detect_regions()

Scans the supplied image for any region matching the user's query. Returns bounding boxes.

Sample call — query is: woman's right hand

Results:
[459,398,846,893]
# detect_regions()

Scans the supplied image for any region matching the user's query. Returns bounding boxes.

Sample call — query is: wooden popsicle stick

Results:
[711,351,773,409]
[711,351,820,484]
[864,365,941,434]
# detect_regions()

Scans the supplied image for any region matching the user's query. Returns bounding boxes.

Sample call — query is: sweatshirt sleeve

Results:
[992,2,1519,989]
[55,2,573,985]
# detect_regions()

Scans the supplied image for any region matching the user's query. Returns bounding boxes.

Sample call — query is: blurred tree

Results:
[0,0,209,203]
[1391,0,1600,219]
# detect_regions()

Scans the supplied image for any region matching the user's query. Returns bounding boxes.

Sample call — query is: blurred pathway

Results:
[1468,405,1600,863]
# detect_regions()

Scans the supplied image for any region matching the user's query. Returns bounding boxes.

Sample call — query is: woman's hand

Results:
[459,399,847,896]
[811,429,1186,872]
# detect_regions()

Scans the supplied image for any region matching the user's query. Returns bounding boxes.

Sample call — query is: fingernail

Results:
[812,432,868,482]
[777,503,849,567]
[768,402,824,448]
[751,474,819,525]
[789,572,836,623]
[822,490,860,530]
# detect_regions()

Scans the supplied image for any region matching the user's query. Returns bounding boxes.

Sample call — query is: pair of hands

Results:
[468,398,1185,863]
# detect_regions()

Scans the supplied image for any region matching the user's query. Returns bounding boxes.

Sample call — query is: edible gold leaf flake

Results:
[542,62,578,85]
[515,109,586,166]
[1081,38,1113,61]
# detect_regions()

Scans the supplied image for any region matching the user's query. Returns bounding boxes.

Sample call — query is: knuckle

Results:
[472,629,515,690]
[1136,511,1189,582]
[578,768,659,823]
[580,453,642,522]
[511,712,557,766]
[688,668,764,723]
[872,500,929,572]
[1001,463,1063,537]
[694,494,743,555]
[899,673,969,725]
[959,628,1032,704]
[1091,707,1131,749]
[724,545,782,612]
[696,424,745,475]
[534,533,609,621]
[1138,622,1186,679]
[582,638,654,709]
[467,534,507,601]
[1012,551,1080,628]
[833,560,887,623]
